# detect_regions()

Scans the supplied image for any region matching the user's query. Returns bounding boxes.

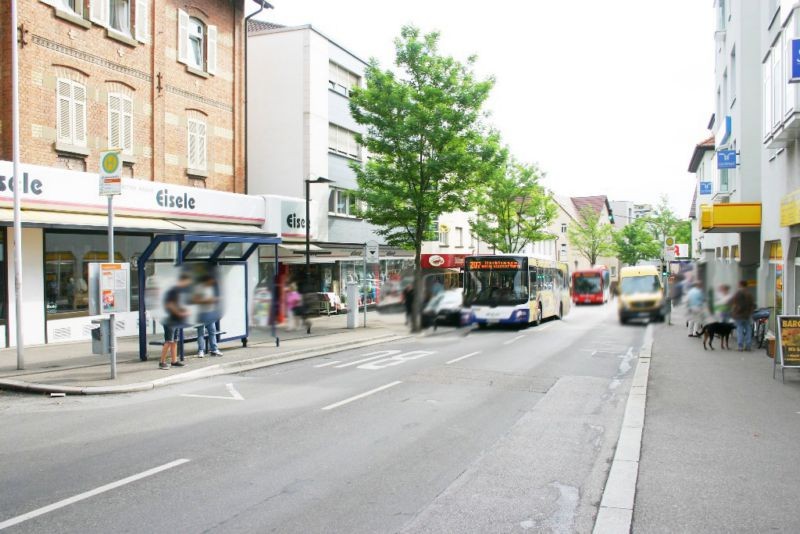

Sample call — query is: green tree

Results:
[674,220,692,249]
[645,196,679,248]
[349,26,498,331]
[470,155,557,254]
[567,206,615,267]
[613,219,661,266]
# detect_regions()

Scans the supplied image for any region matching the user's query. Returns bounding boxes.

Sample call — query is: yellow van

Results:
[617,265,665,324]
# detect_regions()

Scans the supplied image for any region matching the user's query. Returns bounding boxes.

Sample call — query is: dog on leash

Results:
[701,322,736,350]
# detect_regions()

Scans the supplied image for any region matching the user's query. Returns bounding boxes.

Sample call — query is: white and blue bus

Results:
[463,255,570,327]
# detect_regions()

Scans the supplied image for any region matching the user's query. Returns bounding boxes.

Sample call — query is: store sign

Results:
[791,39,800,82]
[777,316,800,368]
[780,188,800,227]
[262,195,317,240]
[421,254,469,269]
[0,161,266,225]
[717,150,737,170]
[699,181,712,195]
[465,258,521,271]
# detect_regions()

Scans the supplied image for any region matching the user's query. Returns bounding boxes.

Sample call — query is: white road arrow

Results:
[181,383,244,401]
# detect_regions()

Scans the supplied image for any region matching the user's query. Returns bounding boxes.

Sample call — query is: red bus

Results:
[571,267,610,304]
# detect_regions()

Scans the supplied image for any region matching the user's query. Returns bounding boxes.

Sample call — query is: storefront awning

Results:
[700,203,761,233]
[0,209,267,235]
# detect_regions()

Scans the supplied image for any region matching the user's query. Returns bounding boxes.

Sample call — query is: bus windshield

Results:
[620,275,661,295]
[464,269,528,306]
[574,275,602,295]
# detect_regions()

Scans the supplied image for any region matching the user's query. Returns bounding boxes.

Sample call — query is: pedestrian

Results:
[285,283,302,331]
[714,284,732,323]
[159,272,192,369]
[730,280,756,351]
[685,281,706,337]
[402,284,414,325]
[194,271,223,358]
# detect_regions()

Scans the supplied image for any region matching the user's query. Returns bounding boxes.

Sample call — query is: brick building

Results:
[0,0,250,192]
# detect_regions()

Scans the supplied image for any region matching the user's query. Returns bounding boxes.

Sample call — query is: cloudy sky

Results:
[249,1,715,217]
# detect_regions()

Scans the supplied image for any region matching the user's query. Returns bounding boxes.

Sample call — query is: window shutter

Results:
[197,121,207,170]
[56,79,73,144]
[108,94,121,149]
[187,120,197,168]
[122,97,133,153]
[135,0,149,42]
[72,82,87,146]
[206,25,217,75]
[177,9,189,64]
[89,0,108,26]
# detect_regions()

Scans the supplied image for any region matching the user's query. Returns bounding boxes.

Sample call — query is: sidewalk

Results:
[0,311,413,395]
[633,308,800,533]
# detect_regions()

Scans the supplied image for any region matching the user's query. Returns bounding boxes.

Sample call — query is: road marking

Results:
[335,350,401,368]
[321,381,403,411]
[0,459,190,531]
[537,323,554,331]
[504,335,525,345]
[359,350,435,370]
[446,351,481,365]
[181,383,243,401]
[314,360,342,368]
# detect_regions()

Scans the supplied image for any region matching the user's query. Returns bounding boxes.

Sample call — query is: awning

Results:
[0,208,266,235]
[700,203,761,233]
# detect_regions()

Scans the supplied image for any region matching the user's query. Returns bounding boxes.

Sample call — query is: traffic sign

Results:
[366,243,379,264]
[665,236,675,247]
[99,149,122,196]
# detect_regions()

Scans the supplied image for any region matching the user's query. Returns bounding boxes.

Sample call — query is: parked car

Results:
[421,288,465,328]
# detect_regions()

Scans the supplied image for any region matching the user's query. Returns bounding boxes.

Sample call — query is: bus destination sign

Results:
[465,258,521,270]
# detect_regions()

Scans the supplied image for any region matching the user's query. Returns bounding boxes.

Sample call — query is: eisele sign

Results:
[262,195,318,240]
[0,161,265,225]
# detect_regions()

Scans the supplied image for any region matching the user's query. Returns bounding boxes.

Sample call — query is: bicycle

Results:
[752,307,771,349]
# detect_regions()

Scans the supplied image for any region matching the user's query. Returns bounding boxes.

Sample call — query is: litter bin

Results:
[91,318,111,355]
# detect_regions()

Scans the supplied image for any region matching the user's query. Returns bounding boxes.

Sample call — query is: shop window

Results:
[108,93,133,155]
[44,231,150,318]
[732,245,739,260]
[56,78,87,149]
[178,10,217,75]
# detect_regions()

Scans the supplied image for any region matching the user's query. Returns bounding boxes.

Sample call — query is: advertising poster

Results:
[777,316,800,368]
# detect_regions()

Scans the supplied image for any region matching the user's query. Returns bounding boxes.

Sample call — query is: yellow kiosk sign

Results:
[99,149,122,196]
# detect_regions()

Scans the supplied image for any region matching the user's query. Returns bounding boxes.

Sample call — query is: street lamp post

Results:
[304,177,333,292]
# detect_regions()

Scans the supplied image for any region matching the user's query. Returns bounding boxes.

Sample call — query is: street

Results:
[0,304,644,533]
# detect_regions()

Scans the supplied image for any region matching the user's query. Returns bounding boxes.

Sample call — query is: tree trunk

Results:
[412,227,424,333]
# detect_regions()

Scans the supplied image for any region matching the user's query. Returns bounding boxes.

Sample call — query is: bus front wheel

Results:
[533,305,542,327]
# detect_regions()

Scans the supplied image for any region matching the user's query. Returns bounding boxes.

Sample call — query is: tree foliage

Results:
[349,26,498,330]
[644,197,679,250]
[674,220,692,247]
[567,206,615,267]
[613,219,661,266]
[470,155,556,254]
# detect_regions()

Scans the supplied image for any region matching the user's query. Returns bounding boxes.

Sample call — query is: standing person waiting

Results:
[686,281,706,337]
[195,272,223,358]
[159,272,192,369]
[730,280,756,351]
[285,283,302,331]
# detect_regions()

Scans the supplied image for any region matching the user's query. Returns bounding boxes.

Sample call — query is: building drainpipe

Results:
[244,0,274,195]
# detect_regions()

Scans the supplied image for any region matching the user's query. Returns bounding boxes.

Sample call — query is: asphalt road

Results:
[0,303,646,533]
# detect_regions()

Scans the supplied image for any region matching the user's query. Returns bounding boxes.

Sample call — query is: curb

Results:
[593,323,653,534]
[0,333,410,395]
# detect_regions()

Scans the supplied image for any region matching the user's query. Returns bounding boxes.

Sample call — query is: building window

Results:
[108,93,133,155]
[187,117,207,171]
[109,0,130,34]
[44,231,150,318]
[439,225,449,246]
[328,189,358,216]
[730,48,736,105]
[455,227,463,247]
[560,243,567,259]
[764,55,772,138]
[88,0,149,41]
[719,169,729,193]
[56,78,87,148]
[328,124,361,160]
[717,0,726,31]
[329,62,360,97]
[178,9,217,75]
[561,223,567,233]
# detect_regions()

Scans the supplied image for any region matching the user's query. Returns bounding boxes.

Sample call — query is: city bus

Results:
[571,266,610,305]
[463,255,570,327]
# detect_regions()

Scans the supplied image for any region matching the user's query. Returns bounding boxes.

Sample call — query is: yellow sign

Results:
[778,316,800,367]
[781,189,800,227]
[665,236,675,247]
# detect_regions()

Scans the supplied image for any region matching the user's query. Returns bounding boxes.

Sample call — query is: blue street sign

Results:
[717,149,737,170]
[700,182,712,195]
[792,39,800,82]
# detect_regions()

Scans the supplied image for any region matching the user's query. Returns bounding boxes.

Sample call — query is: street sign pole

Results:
[100,150,122,379]
[363,244,368,328]
[11,0,25,369]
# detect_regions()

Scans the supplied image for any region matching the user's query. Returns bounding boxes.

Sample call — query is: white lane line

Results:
[446,351,481,365]
[536,323,554,331]
[334,350,401,368]
[181,383,243,401]
[321,381,403,411]
[503,335,525,346]
[0,459,190,531]
[314,360,342,368]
